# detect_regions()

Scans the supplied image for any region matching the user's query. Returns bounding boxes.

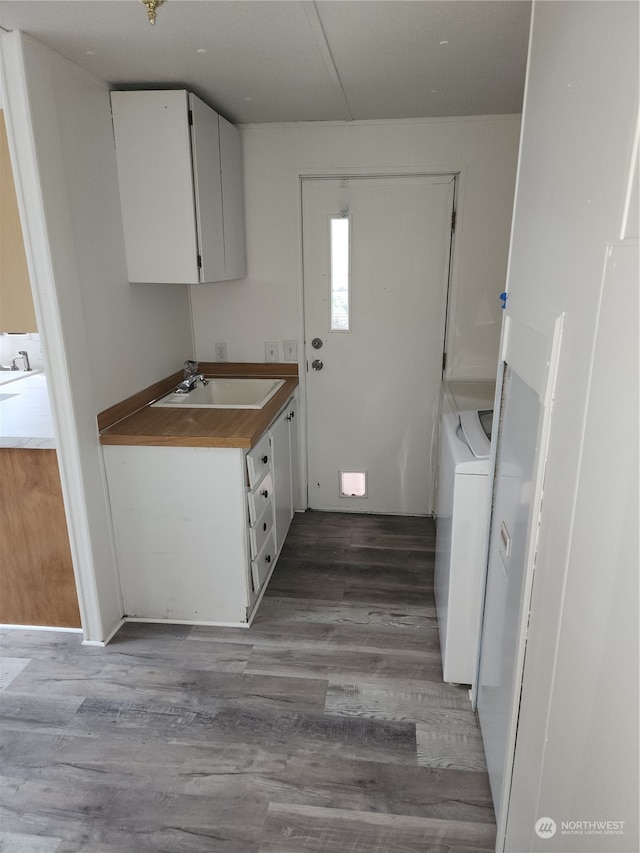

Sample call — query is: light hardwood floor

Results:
[0,511,495,852]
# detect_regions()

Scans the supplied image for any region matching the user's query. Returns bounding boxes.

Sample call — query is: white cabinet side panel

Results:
[219,116,246,280]
[110,90,199,283]
[269,404,293,554]
[289,397,301,511]
[104,445,248,623]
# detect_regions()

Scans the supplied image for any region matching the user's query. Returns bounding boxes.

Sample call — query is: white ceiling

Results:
[0,0,531,124]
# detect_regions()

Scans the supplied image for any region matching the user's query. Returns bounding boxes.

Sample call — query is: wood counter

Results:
[98,363,299,449]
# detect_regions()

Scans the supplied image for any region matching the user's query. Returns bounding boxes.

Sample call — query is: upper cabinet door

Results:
[189,93,225,284]
[111,90,200,284]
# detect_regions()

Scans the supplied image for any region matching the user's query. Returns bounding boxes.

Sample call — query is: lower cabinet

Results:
[103,396,297,624]
[269,397,298,553]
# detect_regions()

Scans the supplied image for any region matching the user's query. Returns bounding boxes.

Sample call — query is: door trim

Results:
[1,31,111,642]
[299,170,459,511]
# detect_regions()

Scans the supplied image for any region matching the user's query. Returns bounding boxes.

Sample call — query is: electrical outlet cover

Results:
[215,343,227,362]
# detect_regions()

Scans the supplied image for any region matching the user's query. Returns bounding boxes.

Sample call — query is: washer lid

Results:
[459,409,493,459]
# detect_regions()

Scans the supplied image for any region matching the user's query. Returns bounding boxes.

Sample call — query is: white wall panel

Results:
[1,33,193,641]
[191,115,521,382]
[498,1,639,849]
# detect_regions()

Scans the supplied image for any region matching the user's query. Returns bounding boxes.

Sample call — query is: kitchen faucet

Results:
[175,359,208,394]
[0,350,31,372]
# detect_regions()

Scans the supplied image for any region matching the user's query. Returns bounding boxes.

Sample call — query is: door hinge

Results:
[451,209,457,232]
[197,254,202,269]
[188,109,194,126]
[442,352,447,373]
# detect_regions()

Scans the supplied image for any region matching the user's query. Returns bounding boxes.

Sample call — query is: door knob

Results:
[312,359,323,371]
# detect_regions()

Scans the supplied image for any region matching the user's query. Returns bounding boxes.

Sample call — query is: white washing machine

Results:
[435,383,494,685]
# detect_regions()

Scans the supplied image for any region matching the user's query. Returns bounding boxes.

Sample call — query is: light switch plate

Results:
[283,340,298,361]
[265,341,279,363]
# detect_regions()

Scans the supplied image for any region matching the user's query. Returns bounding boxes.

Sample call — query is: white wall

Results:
[501,2,639,850]
[191,115,521,382]
[1,33,194,641]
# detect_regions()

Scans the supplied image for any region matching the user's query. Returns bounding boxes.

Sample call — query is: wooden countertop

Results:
[98,363,299,449]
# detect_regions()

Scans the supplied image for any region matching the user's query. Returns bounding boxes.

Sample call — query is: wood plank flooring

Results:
[0,511,495,852]
[0,448,80,629]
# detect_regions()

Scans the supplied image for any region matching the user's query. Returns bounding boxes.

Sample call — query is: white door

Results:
[474,296,564,843]
[302,175,455,515]
[476,366,542,820]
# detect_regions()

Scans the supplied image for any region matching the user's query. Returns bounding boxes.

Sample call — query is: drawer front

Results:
[251,531,276,593]
[247,433,272,490]
[250,501,274,560]
[248,469,274,525]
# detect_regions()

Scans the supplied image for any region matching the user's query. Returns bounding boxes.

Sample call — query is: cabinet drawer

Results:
[246,433,272,490]
[248,469,274,525]
[251,531,276,593]
[250,502,274,560]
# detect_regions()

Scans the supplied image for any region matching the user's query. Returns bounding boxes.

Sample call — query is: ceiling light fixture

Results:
[140,0,164,26]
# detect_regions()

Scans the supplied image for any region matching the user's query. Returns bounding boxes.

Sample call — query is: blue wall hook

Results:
[499,292,508,310]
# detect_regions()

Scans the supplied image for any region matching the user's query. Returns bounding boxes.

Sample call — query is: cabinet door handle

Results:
[263,522,267,531]
[266,554,272,564]
[262,455,269,464]
[261,489,269,498]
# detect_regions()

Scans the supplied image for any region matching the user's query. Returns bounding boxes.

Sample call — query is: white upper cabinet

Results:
[110,89,245,284]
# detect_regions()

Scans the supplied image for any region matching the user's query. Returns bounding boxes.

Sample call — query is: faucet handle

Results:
[183,359,199,377]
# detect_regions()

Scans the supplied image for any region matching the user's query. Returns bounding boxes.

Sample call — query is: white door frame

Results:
[297,169,459,512]
[1,32,108,643]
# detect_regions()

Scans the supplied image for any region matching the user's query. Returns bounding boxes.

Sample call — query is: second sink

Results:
[152,377,285,409]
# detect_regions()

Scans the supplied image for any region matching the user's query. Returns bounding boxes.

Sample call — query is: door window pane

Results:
[330,216,350,331]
